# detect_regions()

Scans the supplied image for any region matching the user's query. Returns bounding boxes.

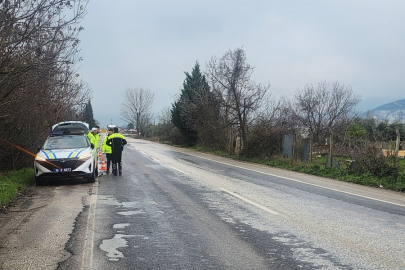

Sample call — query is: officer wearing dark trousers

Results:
[106,127,127,176]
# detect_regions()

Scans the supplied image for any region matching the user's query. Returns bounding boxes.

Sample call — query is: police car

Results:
[34,121,98,185]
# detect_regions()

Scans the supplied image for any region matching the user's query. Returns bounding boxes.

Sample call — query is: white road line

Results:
[171,167,189,175]
[81,182,98,270]
[191,155,405,208]
[150,157,160,162]
[220,188,280,215]
[140,151,146,154]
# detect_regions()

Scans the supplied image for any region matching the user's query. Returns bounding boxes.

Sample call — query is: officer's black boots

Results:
[112,163,117,176]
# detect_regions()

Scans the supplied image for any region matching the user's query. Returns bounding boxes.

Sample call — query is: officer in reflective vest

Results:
[102,128,113,174]
[87,127,98,148]
[106,127,127,176]
[95,125,100,150]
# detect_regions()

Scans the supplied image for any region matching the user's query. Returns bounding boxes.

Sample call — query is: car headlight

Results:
[35,156,47,162]
[78,153,92,160]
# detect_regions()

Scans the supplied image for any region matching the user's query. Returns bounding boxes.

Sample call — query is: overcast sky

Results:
[78,0,405,128]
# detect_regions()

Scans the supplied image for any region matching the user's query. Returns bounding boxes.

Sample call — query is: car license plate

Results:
[53,168,72,173]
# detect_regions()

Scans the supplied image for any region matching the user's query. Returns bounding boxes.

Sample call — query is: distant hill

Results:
[361,98,405,123]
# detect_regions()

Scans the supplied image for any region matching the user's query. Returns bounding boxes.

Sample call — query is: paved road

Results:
[1,137,405,269]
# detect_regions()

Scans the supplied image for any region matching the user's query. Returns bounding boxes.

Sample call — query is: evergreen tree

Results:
[83,100,96,128]
[171,62,210,146]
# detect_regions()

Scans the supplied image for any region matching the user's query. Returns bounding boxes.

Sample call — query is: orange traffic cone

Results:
[98,149,102,158]
[100,157,107,171]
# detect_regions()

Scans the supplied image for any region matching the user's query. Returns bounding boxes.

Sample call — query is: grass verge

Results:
[0,168,35,209]
[189,147,405,192]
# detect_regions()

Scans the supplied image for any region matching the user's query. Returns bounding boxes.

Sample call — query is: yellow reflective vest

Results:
[87,132,98,149]
[102,135,112,154]
[95,133,100,148]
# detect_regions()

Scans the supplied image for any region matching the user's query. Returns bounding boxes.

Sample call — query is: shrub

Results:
[355,155,401,179]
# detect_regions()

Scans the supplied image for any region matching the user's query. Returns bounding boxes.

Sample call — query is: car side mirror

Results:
[37,146,41,152]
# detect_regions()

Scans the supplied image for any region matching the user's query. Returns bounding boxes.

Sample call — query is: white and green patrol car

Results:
[34,121,98,185]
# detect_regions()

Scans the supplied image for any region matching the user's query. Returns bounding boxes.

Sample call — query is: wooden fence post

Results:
[395,127,400,166]
[309,131,313,163]
[327,127,333,167]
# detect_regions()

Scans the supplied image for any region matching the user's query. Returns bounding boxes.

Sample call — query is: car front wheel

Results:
[35,175,45,186]
[87,165,97,183]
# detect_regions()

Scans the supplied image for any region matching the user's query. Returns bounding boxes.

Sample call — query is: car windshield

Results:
[52,122,89,134]
[43,135,89,150]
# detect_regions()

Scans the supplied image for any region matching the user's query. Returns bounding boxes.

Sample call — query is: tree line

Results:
[148,47,360,155]
[141,47,404,180]
[0,0,93,171]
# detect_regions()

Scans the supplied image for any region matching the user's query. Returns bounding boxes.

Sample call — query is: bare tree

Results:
[241,94,290,158]
[290,81,360,144]
[0,0,90,171]
[146,106,175,142]
[158,106,172,124]
[121,88,154,137]
[0,0,88,108]
[206,47,269,150]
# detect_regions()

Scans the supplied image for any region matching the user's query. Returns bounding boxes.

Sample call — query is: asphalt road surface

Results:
[1,137,405,270]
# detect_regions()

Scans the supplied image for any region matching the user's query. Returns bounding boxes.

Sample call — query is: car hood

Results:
[36,147,92,160]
